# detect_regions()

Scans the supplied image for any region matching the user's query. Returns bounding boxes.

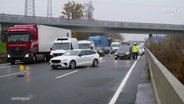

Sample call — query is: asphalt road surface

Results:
[0,54,146,104]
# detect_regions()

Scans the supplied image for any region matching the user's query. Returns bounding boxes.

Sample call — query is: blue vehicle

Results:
[152,35,165,41]
[108,37,112,46]
[88,36,109,48]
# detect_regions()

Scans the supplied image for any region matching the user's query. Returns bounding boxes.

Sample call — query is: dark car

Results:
[104,47,112,54]
[94,47,105,57]
[114,46,132,60]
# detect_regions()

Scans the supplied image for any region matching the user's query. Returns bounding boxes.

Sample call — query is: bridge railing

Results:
[1,14,184,31]
[147,49,184,104]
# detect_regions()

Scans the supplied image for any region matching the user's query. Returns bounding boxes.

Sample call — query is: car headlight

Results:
[115,53,117,55]
[7,54,11,58]
[25,53,29,57]
[126,52,130,55]
[50,52,53,56]
[100,51,102,53]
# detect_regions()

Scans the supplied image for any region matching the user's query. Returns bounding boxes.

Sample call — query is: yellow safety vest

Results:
[132,46,139,53]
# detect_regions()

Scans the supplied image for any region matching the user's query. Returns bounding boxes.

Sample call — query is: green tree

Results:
[61,1,84,19]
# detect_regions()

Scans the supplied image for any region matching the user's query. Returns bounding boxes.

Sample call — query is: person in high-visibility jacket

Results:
[132,43,140,60]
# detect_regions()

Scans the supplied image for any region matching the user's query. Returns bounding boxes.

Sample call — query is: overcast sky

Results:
[0,0,183,40]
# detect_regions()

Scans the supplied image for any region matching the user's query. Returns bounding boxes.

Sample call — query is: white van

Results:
[78,40,95,49]
[110,42,120,53]
[50,37,79,57]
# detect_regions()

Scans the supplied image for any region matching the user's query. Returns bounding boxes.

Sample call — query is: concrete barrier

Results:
[147,49,184,104]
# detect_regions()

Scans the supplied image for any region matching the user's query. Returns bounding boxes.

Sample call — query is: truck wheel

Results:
[69,60,76,69]
[46,55,51,62]
[43,56,47,62]
[32,56,36,64]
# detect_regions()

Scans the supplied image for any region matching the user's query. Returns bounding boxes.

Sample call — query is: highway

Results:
[0,54,147,104]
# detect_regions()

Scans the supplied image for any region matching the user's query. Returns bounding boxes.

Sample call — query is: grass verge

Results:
[0,43,6,64]
[149,34,184,84]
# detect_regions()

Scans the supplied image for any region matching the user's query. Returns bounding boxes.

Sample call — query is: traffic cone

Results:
[17,65,25,77]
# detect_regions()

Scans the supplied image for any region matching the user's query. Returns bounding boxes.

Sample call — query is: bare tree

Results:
[84,1,94,20]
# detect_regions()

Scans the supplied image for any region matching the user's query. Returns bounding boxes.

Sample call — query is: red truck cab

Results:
[6,25,38,64]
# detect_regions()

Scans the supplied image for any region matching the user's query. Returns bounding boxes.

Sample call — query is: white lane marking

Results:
[55,70,79,79]
[0,65,16,69]
[0,71,27,78]
[109,56,139,104]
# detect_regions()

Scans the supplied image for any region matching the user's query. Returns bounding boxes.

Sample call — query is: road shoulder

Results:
[134,59,156,104]
[115,55,156,104]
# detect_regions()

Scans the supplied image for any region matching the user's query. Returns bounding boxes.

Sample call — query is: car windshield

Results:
[111,44,120,47]
[62,51,80,56]
[105,47,111,50]
[79,44,91,49]
[117,46,130,52]
[7,33,30,43]
[93,40,101,46]
[94,47,102,51]
[122,42,130,46]
[52,43,70,50]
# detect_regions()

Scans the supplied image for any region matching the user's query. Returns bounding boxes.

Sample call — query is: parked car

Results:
[104,47,112,54]
[49,49,99,69]
[114,46,132,60]
[138,45,145,55]
[94,47,105,57]
[110,42,120,54]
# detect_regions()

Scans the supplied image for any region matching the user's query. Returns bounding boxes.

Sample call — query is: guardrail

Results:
[147,49,184,104]
[0,55,6,63]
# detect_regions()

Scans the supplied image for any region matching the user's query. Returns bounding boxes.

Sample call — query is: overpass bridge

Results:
[0,14,184,34]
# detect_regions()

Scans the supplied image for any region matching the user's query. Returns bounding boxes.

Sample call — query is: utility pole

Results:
[24,0,35,16]
[47,0,52,17]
